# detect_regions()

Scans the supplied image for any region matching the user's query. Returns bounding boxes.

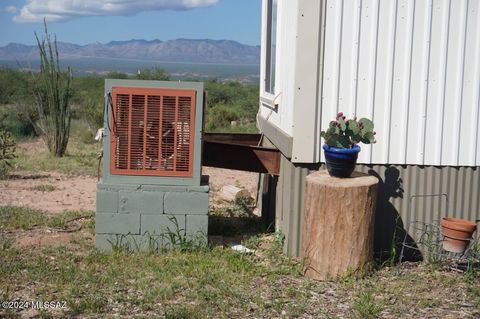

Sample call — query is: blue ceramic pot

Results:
[323,144,361,178]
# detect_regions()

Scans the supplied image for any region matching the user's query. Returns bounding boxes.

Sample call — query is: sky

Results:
[0,0,261,46]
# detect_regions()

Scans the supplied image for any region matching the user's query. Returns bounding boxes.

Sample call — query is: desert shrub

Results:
[205,80,242,105]
[73,94,103,131]
[205,104,241,131]
[82,97,104,130]
[136,67,170,81]
[71,75,104,133]
[0,67,31,105]
[204,80,259,132]
[0,68,38,138]
[106,71,129,79]
[79,129,95,144]
[0,107,35,137]
[0,129,16,179]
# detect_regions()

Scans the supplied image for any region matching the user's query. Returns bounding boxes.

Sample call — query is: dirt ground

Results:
[0,167,258,248]
[0,172,96,213]
[0,167,258,214]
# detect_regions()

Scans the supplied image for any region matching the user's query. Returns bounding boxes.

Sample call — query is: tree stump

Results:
[302,170,378,280]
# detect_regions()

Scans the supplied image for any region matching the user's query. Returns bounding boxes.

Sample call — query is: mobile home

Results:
[258,0,480,257]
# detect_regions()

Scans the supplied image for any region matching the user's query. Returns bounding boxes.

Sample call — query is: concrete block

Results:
[96,189,118,213]
[164,192,208,215]
[141,214,186,236]
[141,185,187,192]
[95,234,117,250]
[118,191,164,214]
[118,191,138,214]
[97,183,138,192]
[139,191,165,214]
[96,213,140,235]
[186,215,208,239]
[96,233,186,251]
[96,234,149,251]
[187,185,210,193]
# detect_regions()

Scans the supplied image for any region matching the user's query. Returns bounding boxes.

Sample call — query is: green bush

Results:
[79,129,95,144]
[0,68,38,138]
[74,95,103,130]
[136,67,170,81]
[206,104,241,131]
[0,108,32,137]
[0,162,9,180]
[0,67,32,105]
[71,75,104,133]
[204,80,259,132]
[106,71,129,79]
[0,129,16,179]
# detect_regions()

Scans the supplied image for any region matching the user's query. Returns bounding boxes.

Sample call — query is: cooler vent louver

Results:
[110,87,196,177]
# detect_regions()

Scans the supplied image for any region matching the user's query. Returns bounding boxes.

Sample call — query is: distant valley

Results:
[0,38,260,83]
[0,38,260,65]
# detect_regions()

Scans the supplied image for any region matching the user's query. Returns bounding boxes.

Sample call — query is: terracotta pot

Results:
[440,217,477,253]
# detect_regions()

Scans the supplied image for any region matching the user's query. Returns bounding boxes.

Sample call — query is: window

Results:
[264,0,277,95]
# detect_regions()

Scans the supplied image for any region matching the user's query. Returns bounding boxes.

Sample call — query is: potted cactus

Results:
[320,112,376,178]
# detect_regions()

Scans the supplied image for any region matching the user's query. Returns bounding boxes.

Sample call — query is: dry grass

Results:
[2,139,479,318]
[0,207,479,318]
[12,137,100,176]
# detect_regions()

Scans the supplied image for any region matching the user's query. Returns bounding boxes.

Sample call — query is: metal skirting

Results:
[267,158,480,258]
[274,156,319,257]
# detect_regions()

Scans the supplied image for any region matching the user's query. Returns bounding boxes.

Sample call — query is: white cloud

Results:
[4,6,17,14]
[13,0,219,23]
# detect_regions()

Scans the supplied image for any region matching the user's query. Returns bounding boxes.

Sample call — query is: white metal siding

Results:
[291,0,323,162]
[321,0,480,166]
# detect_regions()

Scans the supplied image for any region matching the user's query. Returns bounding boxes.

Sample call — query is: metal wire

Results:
[105,92,117,134]
[400,220,480,273]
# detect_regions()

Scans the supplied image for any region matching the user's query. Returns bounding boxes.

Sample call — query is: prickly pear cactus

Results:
[320,112,376,148]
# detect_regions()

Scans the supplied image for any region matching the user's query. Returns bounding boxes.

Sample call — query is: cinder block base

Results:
[96,213,140,235]
[141,214,186,235]
[186,215,208,240]
[96,233,199,251]
[95,182,209,251]
[164,192,209,214]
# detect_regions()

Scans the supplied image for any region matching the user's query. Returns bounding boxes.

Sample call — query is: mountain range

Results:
[0,39,260,65]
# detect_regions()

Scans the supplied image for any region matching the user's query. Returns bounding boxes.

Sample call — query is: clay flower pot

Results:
[440,217,477,253]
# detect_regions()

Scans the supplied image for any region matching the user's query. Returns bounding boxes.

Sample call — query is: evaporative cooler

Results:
[95,80,208,250]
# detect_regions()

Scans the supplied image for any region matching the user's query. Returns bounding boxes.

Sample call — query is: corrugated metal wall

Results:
[321,0,480,166]
[274,155,318,257]
[274,160,480,257]
[356,164,480,258]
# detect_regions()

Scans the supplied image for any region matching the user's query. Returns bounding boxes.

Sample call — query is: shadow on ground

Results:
[208,215,271,246]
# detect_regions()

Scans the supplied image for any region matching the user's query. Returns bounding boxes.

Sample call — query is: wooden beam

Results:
[203,133,263,146]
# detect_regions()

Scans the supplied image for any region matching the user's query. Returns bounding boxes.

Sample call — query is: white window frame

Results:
[260,0,278,108]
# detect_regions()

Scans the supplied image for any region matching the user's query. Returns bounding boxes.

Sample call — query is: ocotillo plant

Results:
[32,20,72,157]
[320,112,376,148]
